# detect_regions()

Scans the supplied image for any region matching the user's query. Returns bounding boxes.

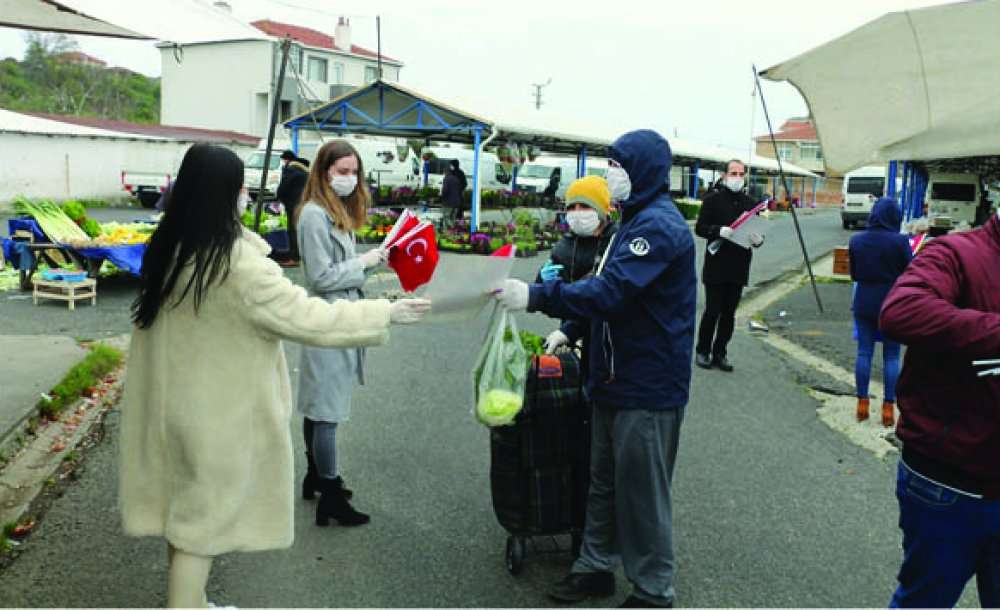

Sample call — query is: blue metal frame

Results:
[811,178,817,207]
[291,126,299,155]
[284,81,492,230]
[689,161,700,198]
[887,161,898,197]
[471,127,482,230]
[512,166,519,193]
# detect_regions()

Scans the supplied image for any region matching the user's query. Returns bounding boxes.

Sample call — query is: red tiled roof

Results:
[251,19,402,64]
[25,113,259,145]
[755,119,818,142]
[56,51,107,66]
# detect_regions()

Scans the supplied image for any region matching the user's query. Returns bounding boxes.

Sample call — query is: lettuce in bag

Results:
[472,304,527,427]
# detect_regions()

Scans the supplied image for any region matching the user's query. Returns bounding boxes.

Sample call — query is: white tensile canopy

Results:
[762,0,1000,174]
[2,0,268,44]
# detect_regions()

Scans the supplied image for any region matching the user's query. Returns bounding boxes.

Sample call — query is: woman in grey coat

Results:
[296,140,389,527]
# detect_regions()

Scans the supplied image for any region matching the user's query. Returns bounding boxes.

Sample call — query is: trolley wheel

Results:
[505,535,525,575]
[571,532,583,558]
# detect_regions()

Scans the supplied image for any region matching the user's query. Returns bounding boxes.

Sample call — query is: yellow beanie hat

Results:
[565,175,611,219]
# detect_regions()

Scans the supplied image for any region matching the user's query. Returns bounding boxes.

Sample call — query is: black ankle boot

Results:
[302,452,319,500]
[316,477,369,527]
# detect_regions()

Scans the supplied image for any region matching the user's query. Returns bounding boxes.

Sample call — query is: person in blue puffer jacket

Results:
[849,196,912,427]
[495,129,696,608]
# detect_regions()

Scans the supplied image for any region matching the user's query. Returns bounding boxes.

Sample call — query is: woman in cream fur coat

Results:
[118,144,429,608]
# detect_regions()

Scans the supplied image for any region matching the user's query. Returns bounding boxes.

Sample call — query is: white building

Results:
[160,17,404,138]
[0,109,257,206]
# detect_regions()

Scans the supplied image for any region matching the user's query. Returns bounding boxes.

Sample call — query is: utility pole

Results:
[531,78,552,110]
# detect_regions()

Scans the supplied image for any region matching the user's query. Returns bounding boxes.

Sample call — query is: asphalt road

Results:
[2,207,980,607]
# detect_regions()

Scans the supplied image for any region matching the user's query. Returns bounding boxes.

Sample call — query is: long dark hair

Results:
[131,144,244,329]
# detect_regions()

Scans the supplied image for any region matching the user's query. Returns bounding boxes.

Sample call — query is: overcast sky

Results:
[0,0,953,151]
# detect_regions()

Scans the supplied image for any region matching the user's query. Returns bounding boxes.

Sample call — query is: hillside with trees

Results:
[0,33,159,123]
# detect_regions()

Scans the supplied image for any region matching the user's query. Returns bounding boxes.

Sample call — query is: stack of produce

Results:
[12,197,90,243]
[60,201,102,238]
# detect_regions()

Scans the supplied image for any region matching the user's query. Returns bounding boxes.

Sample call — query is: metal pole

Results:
[580,147,588,178]
[472,127,482,232]
[291,126,299,155]
[512,165,519,193]
[811,177,817,207]
[376,15,383,80]
[254,37,292,233]
[753,64,823,313]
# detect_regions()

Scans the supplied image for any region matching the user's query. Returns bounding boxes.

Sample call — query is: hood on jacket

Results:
[609,130,672,210]
[867,196,902,232]
[287,160,309,173]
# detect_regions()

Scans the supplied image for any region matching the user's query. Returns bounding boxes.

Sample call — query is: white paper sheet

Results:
[418,254,516,322]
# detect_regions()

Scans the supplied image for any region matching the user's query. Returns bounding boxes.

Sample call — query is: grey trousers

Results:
[571,406,685,606]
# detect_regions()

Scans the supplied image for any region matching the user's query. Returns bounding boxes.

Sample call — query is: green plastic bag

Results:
[472,304,528,427]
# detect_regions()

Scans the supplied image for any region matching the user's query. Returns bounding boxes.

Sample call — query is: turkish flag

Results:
[388,223,439,292]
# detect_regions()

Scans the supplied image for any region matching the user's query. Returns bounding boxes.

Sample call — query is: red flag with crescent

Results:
[387,222,439,292]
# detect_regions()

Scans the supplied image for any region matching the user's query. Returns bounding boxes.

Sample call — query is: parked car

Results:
[924,172,987,228]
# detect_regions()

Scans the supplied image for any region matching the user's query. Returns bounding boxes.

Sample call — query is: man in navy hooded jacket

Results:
[496,130,696,608]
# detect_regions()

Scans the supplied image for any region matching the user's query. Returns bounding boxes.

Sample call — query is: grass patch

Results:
[36,343,123,419]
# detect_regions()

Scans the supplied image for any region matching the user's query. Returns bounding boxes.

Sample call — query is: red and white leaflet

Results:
[725,202,769,249]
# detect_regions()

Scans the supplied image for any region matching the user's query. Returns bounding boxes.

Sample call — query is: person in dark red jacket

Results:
[879,212,1000,609]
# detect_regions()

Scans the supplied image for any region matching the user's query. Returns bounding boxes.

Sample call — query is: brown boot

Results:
[856,397,870,422]
[882,401,895,428]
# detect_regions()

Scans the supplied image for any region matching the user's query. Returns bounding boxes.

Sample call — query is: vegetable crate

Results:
[489,351,590,575]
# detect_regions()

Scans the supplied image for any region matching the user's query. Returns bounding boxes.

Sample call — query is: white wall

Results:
[160,40,273,137]
[0,133,255,205]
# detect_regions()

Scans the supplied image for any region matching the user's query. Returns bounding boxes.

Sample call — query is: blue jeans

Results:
[854,316,901,401]
[890,461,1000,608]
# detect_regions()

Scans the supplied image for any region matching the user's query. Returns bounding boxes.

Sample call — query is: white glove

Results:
[389,298,431,324]
[544,330,569,354]
[719,226,734,240]
[494,279,529,311]
[749,232,764,247]
[359,247,388,270]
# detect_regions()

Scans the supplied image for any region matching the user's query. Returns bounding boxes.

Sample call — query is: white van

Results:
[517,156,608,199]
[841,165,887,229]
[924,173,982,228]
[422,145,512,191]
[244,136,419,199]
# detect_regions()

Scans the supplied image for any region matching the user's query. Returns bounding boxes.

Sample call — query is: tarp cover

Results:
[762,0,1000,173]
[2,0,268,44]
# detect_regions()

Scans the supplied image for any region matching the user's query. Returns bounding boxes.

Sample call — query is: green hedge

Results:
[674,200,701,221]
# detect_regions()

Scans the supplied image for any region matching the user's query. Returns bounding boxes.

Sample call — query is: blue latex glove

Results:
[539,260,564,282]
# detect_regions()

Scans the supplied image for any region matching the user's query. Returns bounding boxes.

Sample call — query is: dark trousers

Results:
[285,203,300,261]
[696,282,743,358]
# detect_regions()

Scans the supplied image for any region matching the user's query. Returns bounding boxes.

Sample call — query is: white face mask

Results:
[330,174,358,197]
[566,210,601,236]
[725,177,745,192]
[606,166,632,202]
[237,191,251,214]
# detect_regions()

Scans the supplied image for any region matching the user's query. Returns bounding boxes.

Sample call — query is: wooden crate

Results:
[32,278,97,310]
[832,247,850,276]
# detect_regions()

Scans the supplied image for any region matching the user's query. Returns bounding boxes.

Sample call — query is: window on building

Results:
[333,62,344,85]
[365,66,379,83]
[776,143,794,161]
[307,56,328,82]
[800,143,823,161]
[289,45,304,73]
[279,100,292,122]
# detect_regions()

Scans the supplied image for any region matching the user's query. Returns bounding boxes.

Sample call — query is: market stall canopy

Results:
[761,0,1000,174]
[285,80,492,141]
[2,0,269,44]
[287,80,817,177]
